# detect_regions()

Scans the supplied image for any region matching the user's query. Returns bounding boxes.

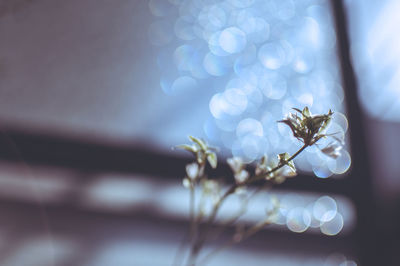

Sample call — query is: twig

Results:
[186,144,308,265]
[206,183,272,244]
[172,185,196,266]
[197,218,276,266]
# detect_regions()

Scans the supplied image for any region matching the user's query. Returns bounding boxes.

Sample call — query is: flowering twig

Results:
[175,107,343,266]
[186,143,307,266]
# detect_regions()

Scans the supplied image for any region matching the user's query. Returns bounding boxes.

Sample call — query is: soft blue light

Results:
[149,0,350,170]
[203,52,230,76]
[173,44,196,71]
[219,27,247,54]
[171,76,198,94]
[258,42,286,70]
[148,20,173,46]
[174,17,196,40]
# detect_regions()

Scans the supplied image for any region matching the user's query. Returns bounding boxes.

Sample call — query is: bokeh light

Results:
[324,253,352,266]
[258,42,286,70]
[257,192,356,235]
[313,196,337,222]
[219,27,247,54]
[171,76,198,94]
[286,207,311,233]
[320,212,344,236]
[236,118,263,138]
[203,52,231,76]
[149,0,351,170]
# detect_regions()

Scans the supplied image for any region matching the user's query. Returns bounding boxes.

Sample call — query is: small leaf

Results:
[277,152,290,164]
[260,154,268,165]
[207,152,217,169]
[318,116,331,134]
[302,106,311,117]
[256,155,270,176]
[227,157,244,173]
[310,134,326,145]
[175,144,198,153]
[311,115,328,131]
[292,107,303,114]
[189,136,207,151]
[287,160,296,172]
[278,119,298,138]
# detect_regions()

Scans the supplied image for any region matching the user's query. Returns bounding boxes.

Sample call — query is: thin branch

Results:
[172,184,196,266]
[197,218,275,266]
[248,144,308,183]
[189,186,196,244]
[206,183,272,244]
[186,144,308,265]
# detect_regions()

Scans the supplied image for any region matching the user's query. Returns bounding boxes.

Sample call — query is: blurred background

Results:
[0,0,398,265]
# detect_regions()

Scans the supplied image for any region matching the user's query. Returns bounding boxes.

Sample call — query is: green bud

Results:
[207,152,217,169]
[175,144,198,154]
[189,136,207,151]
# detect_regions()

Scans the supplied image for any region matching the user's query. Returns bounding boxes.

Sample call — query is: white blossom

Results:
[182,178,191,188]
[227,157,244,174]
[186,163,199,180]
[234,169,249,184]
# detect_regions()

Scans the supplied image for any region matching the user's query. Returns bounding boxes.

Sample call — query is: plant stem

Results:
[186,143,308,265]
[205,183,271,244]
[197,218,275,266]
[249,143,308,183]
[189,185,195,243]
[172,185,196,266]
[186,185,236,266]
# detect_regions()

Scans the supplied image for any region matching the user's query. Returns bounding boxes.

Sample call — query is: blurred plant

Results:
[174,107,344,266]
